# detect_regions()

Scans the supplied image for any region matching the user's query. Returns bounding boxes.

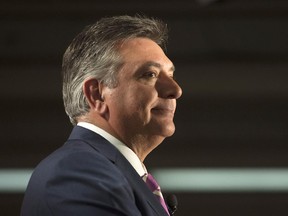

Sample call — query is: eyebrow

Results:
[141,61,175,72]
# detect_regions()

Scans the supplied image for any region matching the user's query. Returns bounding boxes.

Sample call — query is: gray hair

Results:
[62,15,168,125]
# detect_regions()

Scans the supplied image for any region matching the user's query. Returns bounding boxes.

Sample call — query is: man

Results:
[21,15,182,216]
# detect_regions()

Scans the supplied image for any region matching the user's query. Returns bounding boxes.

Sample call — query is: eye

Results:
[143,71,158,78]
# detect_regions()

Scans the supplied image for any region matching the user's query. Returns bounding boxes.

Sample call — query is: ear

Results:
[83,78,107,115]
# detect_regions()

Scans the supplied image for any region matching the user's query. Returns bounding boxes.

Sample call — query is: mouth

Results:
[151,107,175,115]
[151,100,177,116]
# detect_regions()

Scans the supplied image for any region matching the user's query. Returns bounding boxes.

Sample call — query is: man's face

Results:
[103,38,182,145]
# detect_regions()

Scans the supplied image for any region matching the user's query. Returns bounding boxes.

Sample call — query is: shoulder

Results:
[33,139,127,188]
[23,140,142,215]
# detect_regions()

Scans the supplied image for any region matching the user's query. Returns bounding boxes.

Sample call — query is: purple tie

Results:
[142,173,170,215]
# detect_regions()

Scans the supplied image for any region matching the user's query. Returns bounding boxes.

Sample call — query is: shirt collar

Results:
[77,122,147,177]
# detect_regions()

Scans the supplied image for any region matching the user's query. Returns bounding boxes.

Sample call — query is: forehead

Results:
[118,38,174,70]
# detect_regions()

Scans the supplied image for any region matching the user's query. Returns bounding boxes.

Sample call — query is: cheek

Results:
[110,84,158,113]
[119,93,155,123]
[132,91,157,110]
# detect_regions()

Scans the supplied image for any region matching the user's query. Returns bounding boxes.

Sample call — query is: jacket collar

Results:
[67,125,119,163]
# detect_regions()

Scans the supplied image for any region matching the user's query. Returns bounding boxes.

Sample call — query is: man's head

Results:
[62,15,182,159]
[62,15,168,125]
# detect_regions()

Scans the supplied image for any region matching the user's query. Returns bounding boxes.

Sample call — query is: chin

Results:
[165,129,175,137]
[148,119,176,137]
[158,124,176,138]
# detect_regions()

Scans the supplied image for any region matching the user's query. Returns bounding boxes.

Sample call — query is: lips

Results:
[151,104,176,115]
[152,107,174,113]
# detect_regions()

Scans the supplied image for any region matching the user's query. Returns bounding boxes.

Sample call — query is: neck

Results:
[78,114,164,162]
[123,134,165,162]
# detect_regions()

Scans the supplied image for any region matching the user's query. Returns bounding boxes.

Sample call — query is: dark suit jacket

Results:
[21,126,169,216]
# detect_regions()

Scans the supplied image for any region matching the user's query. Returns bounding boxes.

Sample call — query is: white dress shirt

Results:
[77,122,147,177]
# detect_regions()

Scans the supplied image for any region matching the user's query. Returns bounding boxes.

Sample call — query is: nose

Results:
[156,73,182,99]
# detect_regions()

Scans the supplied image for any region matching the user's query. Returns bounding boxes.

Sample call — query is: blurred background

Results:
[1,0,288,215]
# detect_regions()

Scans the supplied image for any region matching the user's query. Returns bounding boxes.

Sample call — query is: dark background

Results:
[1,0,288,215]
